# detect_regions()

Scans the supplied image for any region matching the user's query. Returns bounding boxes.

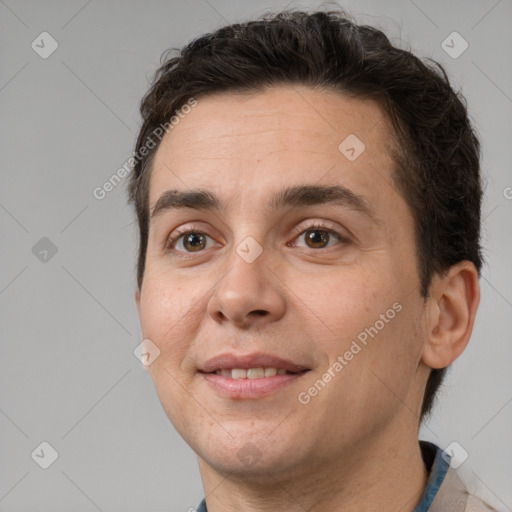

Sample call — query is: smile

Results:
[212,367,295,379]
[198,352,311,398]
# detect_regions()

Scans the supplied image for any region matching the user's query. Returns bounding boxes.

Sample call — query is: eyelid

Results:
[288,220,350,246]
[290,219,343,237]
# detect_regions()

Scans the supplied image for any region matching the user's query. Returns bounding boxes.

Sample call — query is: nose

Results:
[206,243,286,329]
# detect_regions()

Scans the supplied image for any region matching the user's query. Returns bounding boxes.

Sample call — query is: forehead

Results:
[148,85,398,217]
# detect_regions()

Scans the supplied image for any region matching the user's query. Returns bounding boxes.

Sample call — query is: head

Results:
[128,9,482,477]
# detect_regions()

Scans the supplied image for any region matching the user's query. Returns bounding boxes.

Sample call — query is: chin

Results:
[198,446,305,482]
[192,425,310,479]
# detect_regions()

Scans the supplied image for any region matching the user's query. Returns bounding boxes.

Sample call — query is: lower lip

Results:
[201,372,308,399]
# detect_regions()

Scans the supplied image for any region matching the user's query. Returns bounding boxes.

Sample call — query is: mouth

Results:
[208,367,306,379]
[198,353,311,399]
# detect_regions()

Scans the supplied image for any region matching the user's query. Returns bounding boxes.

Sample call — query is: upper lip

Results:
[199,352,310,373]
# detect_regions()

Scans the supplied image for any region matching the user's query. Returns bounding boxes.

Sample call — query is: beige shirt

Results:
[429,467,497,512]
[415,441,498,512]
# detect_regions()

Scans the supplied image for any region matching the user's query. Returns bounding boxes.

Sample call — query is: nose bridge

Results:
[207,233,286,327]
[221,233,269,303]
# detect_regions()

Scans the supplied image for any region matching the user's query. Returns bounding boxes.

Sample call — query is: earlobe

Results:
[421,261,480,370]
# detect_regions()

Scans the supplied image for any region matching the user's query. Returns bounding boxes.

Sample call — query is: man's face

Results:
[136,85,430,478]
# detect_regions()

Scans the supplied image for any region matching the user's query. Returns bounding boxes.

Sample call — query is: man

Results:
[127,8,495,511]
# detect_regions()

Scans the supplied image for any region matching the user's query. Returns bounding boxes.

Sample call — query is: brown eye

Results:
[292,223,347,250]
[168,231,214,253]
[182,232,207,252]
[304,229,331,249]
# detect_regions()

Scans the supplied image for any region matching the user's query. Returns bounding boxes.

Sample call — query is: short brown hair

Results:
[127,8,483,421]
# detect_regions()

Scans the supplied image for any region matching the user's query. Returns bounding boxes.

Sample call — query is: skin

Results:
[134,85,480,512]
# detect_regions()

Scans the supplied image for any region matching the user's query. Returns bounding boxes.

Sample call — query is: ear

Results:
[421,261,480,369]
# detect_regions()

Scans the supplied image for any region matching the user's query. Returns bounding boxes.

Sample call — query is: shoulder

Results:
[465,495,498,512]
[430,466,498,512]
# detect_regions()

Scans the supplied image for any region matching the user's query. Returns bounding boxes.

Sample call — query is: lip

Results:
[199,352,309,374]
[198,352,310,400]
[202,372,308,399]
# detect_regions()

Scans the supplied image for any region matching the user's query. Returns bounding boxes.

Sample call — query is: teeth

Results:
[247,367,264,379]
[214,367,290,379]
[232,369,247,379]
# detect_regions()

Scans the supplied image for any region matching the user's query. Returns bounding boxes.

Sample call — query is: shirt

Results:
[195,441,495,511]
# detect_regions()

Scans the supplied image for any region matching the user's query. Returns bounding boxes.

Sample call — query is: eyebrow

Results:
[150,184,381,224]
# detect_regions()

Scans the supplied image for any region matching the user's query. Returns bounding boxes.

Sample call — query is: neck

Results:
[198,424,428,512]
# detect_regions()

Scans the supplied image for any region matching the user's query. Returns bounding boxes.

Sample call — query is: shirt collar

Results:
[413,441,451,512]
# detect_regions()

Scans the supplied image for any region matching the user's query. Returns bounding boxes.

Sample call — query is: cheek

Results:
[288,263,399,352]
[138,273,202,364]
[295,263,419,391]
[137,274,207,433]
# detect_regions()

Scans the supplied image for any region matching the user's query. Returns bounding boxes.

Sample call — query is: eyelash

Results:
[165,221,349,254]
[289,221,348,248]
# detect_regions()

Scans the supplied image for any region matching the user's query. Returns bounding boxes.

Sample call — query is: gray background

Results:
[1,0,511,510]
